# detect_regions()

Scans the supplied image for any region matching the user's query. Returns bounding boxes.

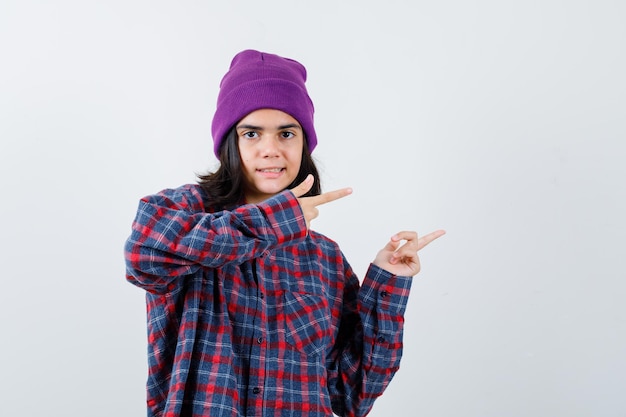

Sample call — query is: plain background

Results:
[1,1,625,416]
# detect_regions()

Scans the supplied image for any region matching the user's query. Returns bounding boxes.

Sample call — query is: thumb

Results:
[382,237,401,253]
[290,174,314,198]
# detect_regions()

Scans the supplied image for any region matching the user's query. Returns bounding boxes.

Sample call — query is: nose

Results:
[260,136,280,157]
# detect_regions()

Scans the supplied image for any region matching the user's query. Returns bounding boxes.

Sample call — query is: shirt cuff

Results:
[360,263,413,316]
[256,190,308,246]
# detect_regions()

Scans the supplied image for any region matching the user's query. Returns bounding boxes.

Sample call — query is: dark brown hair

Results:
[197,127,321,211]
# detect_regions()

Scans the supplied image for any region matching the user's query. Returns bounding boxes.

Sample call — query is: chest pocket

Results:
[280,290,332,357]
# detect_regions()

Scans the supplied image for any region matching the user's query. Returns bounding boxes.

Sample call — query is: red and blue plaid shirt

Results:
[125,184,413,417]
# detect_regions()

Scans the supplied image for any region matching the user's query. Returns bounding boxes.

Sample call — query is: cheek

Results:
[238,151,253,169]
[294,153,304,170]
[237,143,254,162]
[288,147,303,166]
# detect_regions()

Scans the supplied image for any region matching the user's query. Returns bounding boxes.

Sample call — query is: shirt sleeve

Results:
[326,260,413,417]
[124,186,307,294]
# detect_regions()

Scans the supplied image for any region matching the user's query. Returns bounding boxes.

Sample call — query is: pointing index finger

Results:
[307,187,353,207]
[417,230,446,250]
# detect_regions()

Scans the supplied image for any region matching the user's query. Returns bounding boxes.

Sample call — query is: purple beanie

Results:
[211,49,317,157]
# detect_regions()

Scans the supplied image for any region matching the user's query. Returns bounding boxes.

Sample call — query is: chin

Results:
[260,185,289,195]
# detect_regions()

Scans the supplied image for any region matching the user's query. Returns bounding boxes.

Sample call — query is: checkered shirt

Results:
[125,184,413,417]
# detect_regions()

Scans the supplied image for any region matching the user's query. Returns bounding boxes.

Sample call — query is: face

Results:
[236,109,304,204]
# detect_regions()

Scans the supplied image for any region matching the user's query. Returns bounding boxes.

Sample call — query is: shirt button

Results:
[377,336,386,343]
[381,291,389,298]
[257,337,264,344]
[259,292,264,299]
[252,387,261,394]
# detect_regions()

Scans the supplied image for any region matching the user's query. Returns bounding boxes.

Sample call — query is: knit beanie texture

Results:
[211,49,317,157]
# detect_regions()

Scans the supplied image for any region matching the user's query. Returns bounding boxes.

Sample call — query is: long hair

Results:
[197,127,321,211]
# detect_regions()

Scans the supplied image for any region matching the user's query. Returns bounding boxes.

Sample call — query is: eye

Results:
[280,131,295,139]
[241,131,258,139]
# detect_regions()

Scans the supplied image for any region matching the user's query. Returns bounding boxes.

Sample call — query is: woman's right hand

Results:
[290,174,352,229]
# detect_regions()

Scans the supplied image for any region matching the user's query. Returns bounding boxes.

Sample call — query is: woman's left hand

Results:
[373,230,446,277]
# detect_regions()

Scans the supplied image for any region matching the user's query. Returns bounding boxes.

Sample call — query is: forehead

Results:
[237,109,301,128]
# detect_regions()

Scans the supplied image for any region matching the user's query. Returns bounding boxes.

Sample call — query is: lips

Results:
[256,167,285,179]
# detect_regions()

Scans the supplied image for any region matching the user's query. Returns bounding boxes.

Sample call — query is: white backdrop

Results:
[1,1,625,416]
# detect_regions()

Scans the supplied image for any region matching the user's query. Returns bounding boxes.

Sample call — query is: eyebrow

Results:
[236,123,302,131]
